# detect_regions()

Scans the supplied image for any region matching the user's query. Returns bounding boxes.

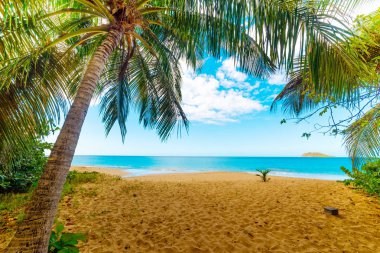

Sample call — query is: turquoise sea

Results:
[72,156,352,180]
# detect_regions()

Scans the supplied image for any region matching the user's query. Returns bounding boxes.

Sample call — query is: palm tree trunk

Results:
[7,27,123,253]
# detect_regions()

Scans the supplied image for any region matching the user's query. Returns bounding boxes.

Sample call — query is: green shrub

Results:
[0,123,53,193]
[0,168,44,193]
[49,223,86,253]
[341,160,380,197]
[256,169,271,182]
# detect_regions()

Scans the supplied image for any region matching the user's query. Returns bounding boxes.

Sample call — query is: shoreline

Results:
[70,165,347,181]
[124,171,338,183]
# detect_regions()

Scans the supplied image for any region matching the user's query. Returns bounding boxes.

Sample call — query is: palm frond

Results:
[1,0,367,145]
[344,104,380,166]
[98,29,188,141]
[271,3,377,116]
[0,50,84,152]
[272,6,380,163]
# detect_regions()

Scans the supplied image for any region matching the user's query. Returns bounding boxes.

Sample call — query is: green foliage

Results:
[0,0,361,143]
[66,171,99,185]
[319,107,328,116]
[256,169,271,182]
[49,223,86,253]
[16,211,26,224]
[61,183,75,198]
[0,190,34,240]
[0,168,42,194]
[0,122,53,193]
[342,9,380,165]
[62,171,100,198]
[271,7,380,164]
[0,172,99,233]
[0,172,99,203]
[0,192,32,212]
[341,160,380,197]
[301,132,311,139]
[344,104,380,166]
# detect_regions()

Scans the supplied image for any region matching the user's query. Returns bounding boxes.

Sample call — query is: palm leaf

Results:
[344,104,380,166]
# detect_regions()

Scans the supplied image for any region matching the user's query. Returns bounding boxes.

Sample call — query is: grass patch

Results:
[62,183,75,197]
[16,211,25,224]
[0,171,101,235]
[79,187,98,197]
[67,171,100,184]
[61,171,100,198]
[0,171,102,250]
[0,171,100,215]
[0,191,33,243]
[120,181,142,195]
[0,192,32,213]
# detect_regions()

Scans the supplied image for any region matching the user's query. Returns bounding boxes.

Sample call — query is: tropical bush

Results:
[0,124,53,193]
[49,223,86,253]
[341,160,380,197]
[256,169,271,182]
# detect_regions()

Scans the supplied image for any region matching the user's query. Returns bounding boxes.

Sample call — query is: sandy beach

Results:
[55,168,380,252]
[70,166,129,177]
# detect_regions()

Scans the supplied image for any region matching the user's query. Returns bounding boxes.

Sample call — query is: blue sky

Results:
[50,57,348,157]
[47,2,380,157]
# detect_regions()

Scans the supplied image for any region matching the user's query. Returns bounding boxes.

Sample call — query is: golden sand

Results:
[57,171,380,252]
[70,166,129,177]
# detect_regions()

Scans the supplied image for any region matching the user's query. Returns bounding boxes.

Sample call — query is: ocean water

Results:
[72,156,353,180]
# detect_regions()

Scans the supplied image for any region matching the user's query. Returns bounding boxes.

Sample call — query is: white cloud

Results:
[267,70,288,85]
[215,58,261,92]
[181,60,267,124]
[216,58,248,83]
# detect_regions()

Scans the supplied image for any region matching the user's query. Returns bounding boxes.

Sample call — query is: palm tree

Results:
[271,7,380,166]
[1,0,361,251]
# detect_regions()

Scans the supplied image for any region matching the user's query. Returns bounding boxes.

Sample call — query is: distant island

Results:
[301,152,334,157]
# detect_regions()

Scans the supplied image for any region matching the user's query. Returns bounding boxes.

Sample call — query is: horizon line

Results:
[72,154,349,158]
